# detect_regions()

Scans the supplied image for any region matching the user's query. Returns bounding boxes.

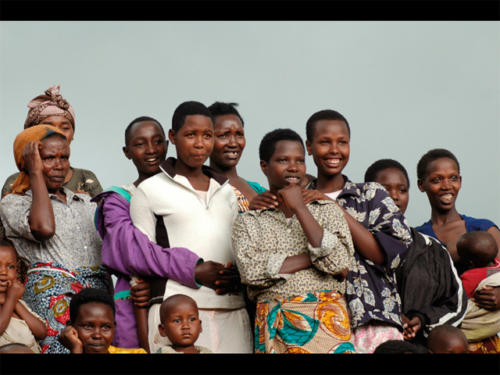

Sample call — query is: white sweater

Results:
[130,158,245,309]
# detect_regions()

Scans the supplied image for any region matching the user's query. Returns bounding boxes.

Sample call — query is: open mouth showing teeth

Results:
[325,159,341,167]
[285,177,301,183]
[440,193,454,203]
[145,158,159,162]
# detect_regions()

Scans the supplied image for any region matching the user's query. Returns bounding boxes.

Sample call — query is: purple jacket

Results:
[93,189,201,348]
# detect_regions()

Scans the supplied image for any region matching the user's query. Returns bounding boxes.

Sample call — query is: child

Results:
[59,287,146,354]
[427,325,468,353]
[0,239,46,353]
[457,231,500,298]
[156,294,211,353]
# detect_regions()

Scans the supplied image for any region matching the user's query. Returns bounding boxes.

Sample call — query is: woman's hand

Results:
[301,189,332,205]
[278,184,305,214]
[195,261,241,295]
[402,314,422,340]
[473,286,500,311]
[249,191,279,210]
[130,279,151,308]
[59,326,83,353]
[23,141,44,176]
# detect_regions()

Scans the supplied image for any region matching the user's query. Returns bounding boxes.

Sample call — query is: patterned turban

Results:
[24,85,75,129]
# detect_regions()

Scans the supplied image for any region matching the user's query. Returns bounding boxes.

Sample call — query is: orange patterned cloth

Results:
[10,124,66,195]
[468,334,500,354]
[254,290,355,354]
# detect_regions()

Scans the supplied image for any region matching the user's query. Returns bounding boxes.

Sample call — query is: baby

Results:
[156,294,211,354]
[59,288,146,354]
[427,325,468,353]
[0,239,46,353]
[457,231,500,298]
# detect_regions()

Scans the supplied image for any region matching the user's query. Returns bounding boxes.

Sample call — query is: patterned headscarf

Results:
[24,85,75,129]
[11,125,67,195]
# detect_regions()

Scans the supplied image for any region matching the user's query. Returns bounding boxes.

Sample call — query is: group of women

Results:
[0,84,499,354]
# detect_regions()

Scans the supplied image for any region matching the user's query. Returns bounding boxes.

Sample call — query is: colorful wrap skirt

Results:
[23,262,110,354]
[254,290,355,354]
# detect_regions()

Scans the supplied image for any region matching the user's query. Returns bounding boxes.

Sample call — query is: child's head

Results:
[416,148,461,212]
[69,288,116,354]
[374,340,427,354]
[158,294,202,348]
[259,128,306,192]
[364,159,410,214]
[0,239,19,296]
[0,343,34,354]
[457,231,498,269]
[208,102,246,171]
[305,109,350,178]
[427,325,468,354]
[123,116,168,180]
[169,101,215,169]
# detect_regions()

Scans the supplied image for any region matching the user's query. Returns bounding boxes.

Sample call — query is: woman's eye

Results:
[8,265,15,269]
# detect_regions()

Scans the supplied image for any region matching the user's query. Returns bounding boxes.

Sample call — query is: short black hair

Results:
[171,101,214,133]
[457,231,498,268]
[0,237,14,248]
[305,109,350,142]
[69,288,115,324]
[364,159,410,188]
[427,324,467,353]
[374,340,428,354]
[208,102,244,126]
[259,128,304,163]
[416,148,460,181]
[124,116,164,146]
[159,294,198,323]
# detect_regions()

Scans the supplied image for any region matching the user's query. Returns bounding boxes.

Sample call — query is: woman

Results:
[208,102,266,213]
[1,85,102,198]
[0,125,109,353]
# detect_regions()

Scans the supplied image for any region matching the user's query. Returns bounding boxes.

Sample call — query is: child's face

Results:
[39,115,74,143]
[123,121,168,179]
[169,114,214,169]
[418,157,461,212]
[73,302,115,354]
[159,300,202,348]
[39,136,71,193]
[261,140,306,192]
[211,114,245,170]
[0,246,18,294]
[374,168,409,214]
[306,120,350,178]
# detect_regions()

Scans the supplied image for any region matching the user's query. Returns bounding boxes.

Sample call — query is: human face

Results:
[261,140,306,192]
[40,136,70,193]
[73,302,115,354]
[0,246,18,294]
[169,115,214,169]
[123,121,168,180]
[374,168,409,214]
[159,300,202,348]
[40,115,74,143]
[306,120,350,178]
[211,114,245,170]
[418,157,461,213]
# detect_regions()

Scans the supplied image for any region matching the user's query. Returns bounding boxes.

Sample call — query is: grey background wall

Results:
[1,21,499,226]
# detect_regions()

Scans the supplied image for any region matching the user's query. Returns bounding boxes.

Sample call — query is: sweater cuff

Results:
[193,258,204,288]
[266,253,292,281]
[307,230,338,262]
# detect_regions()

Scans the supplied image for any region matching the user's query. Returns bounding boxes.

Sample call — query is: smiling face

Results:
[0,246,18,296]
[374,167,409,214]
[210,114,245,170]
[39,115,74,143]
[123,121,168,182]
[169,114,214,170]
[159,298,202,348]
[418,157,461,213]
[306,119,350,178]
[261,140,306,192]
[73,302,115,354]
[39,135,70,193]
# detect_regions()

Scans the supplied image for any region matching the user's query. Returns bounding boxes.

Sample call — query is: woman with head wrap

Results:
[1,85,102,198]
[0,125,110,353]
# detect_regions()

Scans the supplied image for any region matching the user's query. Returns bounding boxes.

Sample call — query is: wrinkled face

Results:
[123,121,168,179]
[73,302,115,354]
[39,135,70,193]
[261,140,306,192]
[211,114,245,169]
[306,120,350,178]
[40,115,74,143]
[169,115,214,169]
[418,157,461,213]
[374,168,409,214]
[159,300,202,348]
[0,246,18,294]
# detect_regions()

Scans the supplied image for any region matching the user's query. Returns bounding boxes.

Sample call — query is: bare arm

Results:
[279,253,312,274]
[14,297,46,340]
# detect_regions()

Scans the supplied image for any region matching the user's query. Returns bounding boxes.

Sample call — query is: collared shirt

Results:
[0,187,102,269]
[308,177,413,329]
[232,200,356,303]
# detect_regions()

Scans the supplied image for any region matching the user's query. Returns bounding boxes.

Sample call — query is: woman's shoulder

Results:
[1,172,20,197]
[67,167,103,197]
[461,214,498,231]
[246,180,267,194]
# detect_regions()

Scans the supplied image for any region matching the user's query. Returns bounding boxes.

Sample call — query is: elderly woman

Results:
[1,85,102,198]
[0,125,109,353]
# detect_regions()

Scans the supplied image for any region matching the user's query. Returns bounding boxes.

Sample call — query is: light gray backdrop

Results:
[1,21,499,226]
